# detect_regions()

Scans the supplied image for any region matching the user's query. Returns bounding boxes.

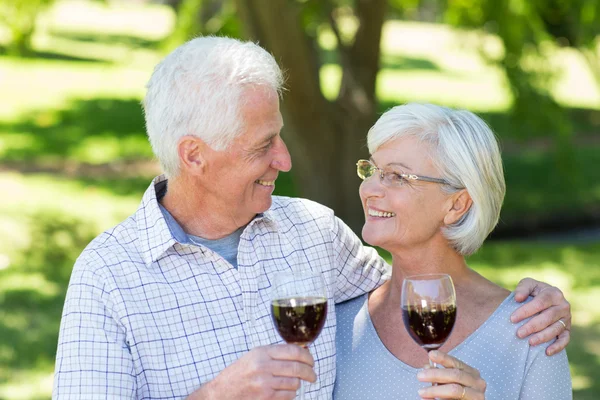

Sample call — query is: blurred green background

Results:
[0,0,598,398]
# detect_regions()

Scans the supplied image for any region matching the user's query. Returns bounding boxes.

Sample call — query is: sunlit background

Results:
[0,0,599,398]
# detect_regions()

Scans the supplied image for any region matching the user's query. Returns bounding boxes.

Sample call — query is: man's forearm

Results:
[186,379,216,400]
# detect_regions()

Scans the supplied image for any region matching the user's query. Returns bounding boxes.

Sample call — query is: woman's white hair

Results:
[367,103,506,256]
[143,36,283,178]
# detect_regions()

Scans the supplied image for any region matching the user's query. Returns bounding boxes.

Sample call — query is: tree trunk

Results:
[235,0,386,233]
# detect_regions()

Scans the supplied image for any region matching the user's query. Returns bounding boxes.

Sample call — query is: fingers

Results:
[419,385,484,400]
[418,366,481,391]
[272,390,300,400]
[418,352,486,394]
[265,345,316,382]
[513,278,546,302]
[271,376,301,391]
[418,351,487,399]
[427,351,480,379]
[418,367,480,389]
[267,344,314,367]
[270,360,317,383]
[511,285,565,324]
[524,313,571,346]
[546,328,571,356]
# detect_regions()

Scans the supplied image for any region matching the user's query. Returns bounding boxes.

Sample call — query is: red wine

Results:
[402,304,456,351]
[271,297,328,347]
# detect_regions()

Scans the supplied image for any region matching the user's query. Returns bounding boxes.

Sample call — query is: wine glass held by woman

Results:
[333,103,572,400]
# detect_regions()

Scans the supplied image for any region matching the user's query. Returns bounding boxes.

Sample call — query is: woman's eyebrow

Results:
[387,162,412,171]
[372,159,413,171]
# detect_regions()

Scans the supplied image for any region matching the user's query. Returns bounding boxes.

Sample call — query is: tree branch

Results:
[338,0,386,111]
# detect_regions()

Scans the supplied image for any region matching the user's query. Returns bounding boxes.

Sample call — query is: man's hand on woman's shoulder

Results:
[511,278,571,356]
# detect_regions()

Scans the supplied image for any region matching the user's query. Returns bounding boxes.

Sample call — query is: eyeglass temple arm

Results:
[403,174,449,185]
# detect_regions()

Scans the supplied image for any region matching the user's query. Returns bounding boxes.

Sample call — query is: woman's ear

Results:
[177,135,207,176]
[443,189,473,226]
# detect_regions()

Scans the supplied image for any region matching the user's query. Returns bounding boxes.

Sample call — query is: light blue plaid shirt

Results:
[53,175,389,399]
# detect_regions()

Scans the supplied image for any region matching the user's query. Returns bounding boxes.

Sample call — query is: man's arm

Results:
[53,262,135,399]
[511,278,571,355]
[330,215,390,303]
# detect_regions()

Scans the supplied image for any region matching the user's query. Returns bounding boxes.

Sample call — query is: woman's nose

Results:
[359,175,385,199]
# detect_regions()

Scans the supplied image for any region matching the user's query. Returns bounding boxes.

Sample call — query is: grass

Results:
[0,1,598,398]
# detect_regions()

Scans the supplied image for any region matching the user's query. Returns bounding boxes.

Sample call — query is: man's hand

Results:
[511,278,571,356]
[188,344,316,400]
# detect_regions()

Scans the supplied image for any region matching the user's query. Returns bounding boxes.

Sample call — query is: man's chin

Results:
[254,196,273,215]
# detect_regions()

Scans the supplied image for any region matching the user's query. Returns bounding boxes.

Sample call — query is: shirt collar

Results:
[136,175,279,265]
[136,175,177,266]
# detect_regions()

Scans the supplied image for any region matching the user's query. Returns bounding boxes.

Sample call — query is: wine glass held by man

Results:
[271,271,329,400]
[334,103,572,400]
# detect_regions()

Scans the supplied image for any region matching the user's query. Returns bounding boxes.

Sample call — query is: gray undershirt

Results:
[158,202,243,269]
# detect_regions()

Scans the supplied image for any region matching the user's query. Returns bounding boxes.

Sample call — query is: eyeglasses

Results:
[356,159,450,188]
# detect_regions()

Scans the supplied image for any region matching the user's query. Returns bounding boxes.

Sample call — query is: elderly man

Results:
[54,37,571,400]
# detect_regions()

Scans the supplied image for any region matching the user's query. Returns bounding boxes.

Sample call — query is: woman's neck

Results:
[377,243,471,308]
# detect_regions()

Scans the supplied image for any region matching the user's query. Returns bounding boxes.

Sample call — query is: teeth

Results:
[256,180,275,186]
[368,209,396,218]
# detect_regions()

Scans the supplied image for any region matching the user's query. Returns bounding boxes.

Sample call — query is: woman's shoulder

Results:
[456,291,550,356]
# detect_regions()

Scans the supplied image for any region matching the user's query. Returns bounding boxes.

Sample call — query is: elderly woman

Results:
[334,103,572,399]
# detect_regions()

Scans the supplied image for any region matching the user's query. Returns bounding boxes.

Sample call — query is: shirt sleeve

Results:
[53,257,136,399]
[330,215,390,303]
[519,346,572,399]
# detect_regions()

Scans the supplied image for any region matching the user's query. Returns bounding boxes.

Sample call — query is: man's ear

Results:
[443,189,473,226]
[178,135,208,175]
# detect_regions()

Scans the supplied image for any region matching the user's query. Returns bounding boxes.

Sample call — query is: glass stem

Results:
[429,357,437,369]
[297,344,310,399]
[428,351,437,386]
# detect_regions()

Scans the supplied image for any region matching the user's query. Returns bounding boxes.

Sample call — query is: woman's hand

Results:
[417,351,486,399]
[512,278,571,355]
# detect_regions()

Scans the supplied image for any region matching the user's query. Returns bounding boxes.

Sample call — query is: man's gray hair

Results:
[367,103,506,256]
[143,36,284,178]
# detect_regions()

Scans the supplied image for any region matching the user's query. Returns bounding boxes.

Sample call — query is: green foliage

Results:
[0,0,55,56]
[162,0,242,51]
[25,211,97,283]
[441,0,580,184]
[0,211,96,398]
[0,97,152,165]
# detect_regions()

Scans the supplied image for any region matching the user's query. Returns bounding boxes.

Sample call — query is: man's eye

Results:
[259,142,272,152]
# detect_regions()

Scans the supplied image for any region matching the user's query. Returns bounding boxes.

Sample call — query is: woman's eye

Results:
[388,172,405,183]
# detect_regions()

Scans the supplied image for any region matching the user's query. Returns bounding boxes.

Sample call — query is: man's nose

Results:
[271,137,292,172]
